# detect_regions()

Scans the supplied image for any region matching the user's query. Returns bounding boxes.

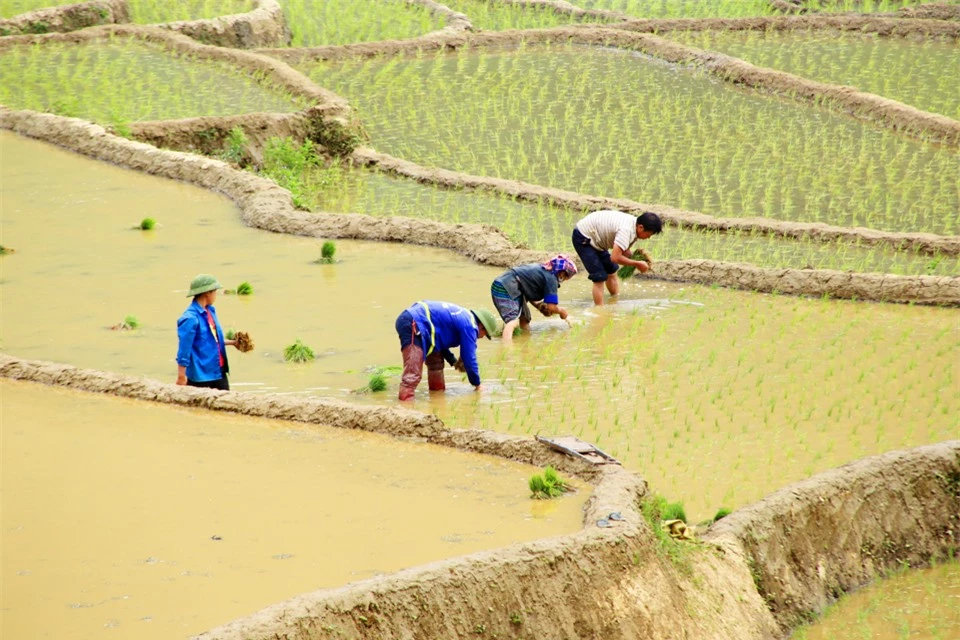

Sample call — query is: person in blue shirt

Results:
[395,301,500,401]
[176,274,238,390]
[491,254,578,344]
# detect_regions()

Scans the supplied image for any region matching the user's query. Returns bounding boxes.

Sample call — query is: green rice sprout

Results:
[316,240,337,264]
[235,281,253,296]
[368,373,388,392]
[283,338,315,363]
[713,507,732,522]
[120,315,139,330]
[528,466,569,499]
[138,217,156,230]
[225,328,236,340]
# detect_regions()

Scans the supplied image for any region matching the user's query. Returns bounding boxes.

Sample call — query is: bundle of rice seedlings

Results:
[283,338,315,363]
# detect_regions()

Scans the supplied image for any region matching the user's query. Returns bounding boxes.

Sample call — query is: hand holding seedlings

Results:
[233,331,254,352]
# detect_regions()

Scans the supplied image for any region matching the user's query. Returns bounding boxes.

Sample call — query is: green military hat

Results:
[187,274,221,297]
[471,308,501,339]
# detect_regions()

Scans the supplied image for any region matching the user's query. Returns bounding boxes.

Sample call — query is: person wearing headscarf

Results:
[491,254,578,344]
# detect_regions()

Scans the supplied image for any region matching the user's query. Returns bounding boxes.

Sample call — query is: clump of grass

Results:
[260,137,322,210]
[138,217,156,230]
[283,338,315,363]
[221,126,248,165]
[529,466,569,499]
[112,315,139,330]
[0,245,14,255]
[368,373,388,392]
[713,507,732,522]
[640,494,696,571]
[315,240,337,264]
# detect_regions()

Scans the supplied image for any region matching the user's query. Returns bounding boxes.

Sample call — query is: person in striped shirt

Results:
[571,210,662,305]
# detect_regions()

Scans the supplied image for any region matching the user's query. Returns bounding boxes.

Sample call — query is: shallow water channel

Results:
[3,131,957,525]
[0,378,588,639]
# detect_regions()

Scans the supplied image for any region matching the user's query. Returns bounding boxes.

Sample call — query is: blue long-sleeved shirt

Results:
[406,301,482,386]
[176,301,228,382]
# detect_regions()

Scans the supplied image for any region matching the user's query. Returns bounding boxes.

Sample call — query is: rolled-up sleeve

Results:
[176,315,198,367]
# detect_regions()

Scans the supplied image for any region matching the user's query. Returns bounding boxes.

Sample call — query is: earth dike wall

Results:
[0,0,289,47]
[2,107,957,306]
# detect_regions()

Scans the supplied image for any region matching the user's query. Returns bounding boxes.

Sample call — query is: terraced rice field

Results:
[0,39,307,122]
[127,0,255,24]
[282,0,443,47]
[667,29,960,119]
[300,44,959,234]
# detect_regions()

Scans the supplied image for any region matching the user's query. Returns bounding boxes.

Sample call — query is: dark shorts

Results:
[572,228,618,283]
[491,280,531,324]
[188,374,229,391]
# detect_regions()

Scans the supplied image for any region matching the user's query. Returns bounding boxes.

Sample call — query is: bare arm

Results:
[176,365,188,385]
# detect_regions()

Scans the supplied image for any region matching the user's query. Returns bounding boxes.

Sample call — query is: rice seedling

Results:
[224,281,253,295]
[111,314,139,330]
[126,0,254,25]
[301,44,958,235]
[283,338,315,363]
[281,0,442,47]
[666,29,959,120]
[0,245,15,254]
[528,466,570,499]
[713,507,732,522]
[137,217,156,230]
[316,240,337,264]
[0,40,307,125]
[367,372,387,392]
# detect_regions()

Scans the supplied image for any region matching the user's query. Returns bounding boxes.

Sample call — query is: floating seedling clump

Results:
[111,315,140,330]
[315,240,337,264]
[528,466,570,499]
[224,281,253,295]
[0,245,14,255]
[138,217,156,230]
[367,373,387,392]
[283,338,315,363]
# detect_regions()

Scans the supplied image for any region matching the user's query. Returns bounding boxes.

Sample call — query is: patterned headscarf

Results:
[542,254,578,278]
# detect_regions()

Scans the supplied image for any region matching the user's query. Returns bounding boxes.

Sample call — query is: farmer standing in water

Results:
[394,301,500,401]
[571,210,662,305]
[176,274,239,390]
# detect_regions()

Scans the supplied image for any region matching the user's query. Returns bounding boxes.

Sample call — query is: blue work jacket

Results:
[176,301,228,382]
[406,301,481,387]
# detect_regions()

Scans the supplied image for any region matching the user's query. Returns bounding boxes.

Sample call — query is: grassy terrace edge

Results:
[1,355,957,640]
[259,23,960,148]
[3,108,956,304]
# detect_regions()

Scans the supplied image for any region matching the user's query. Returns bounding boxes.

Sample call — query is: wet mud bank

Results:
[0,0,289,48]
[0,0,127,36]
[3,357,955,640]
[354,148,960,258]
[264,26,960,147]
[706,440,960,633]
[3,109,957,306]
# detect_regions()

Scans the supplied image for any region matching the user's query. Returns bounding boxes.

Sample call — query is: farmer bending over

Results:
[571,210,662,305]
[395,301,500,401]
[176,274,239,390]
[492,254,578,345]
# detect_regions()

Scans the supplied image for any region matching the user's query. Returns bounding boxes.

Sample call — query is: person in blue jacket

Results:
[176,274,238,390]
[395,301,500,401]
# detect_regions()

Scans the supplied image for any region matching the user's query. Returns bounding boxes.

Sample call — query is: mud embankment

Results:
[706,441,960,632]
[262,25,960,147]
[897,3,960,20]
[0,0,289,48]
[0,0,127,36]
[158,0,290,49]
[2,357,956,640]
[3,108,958,306]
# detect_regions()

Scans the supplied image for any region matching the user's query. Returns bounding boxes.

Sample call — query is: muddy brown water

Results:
[3,130,958,527]
[0,378,588,640]
[790,560,960,640]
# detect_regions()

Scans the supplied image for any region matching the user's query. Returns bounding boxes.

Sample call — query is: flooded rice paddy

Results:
[791,560,960,640]
[0,0,60,19]
[0,40,306,123]
[3,131,957,525]
[439,0,610,30]
[282,0,442,48]
[667,30,960,120]
[309,164,960,276]
[0,378,587,640]
[301,44,959,234]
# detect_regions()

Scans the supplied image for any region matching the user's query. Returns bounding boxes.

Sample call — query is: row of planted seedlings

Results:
[296,38,959,235]
[662,27,959,120]
[576,0,952,16]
